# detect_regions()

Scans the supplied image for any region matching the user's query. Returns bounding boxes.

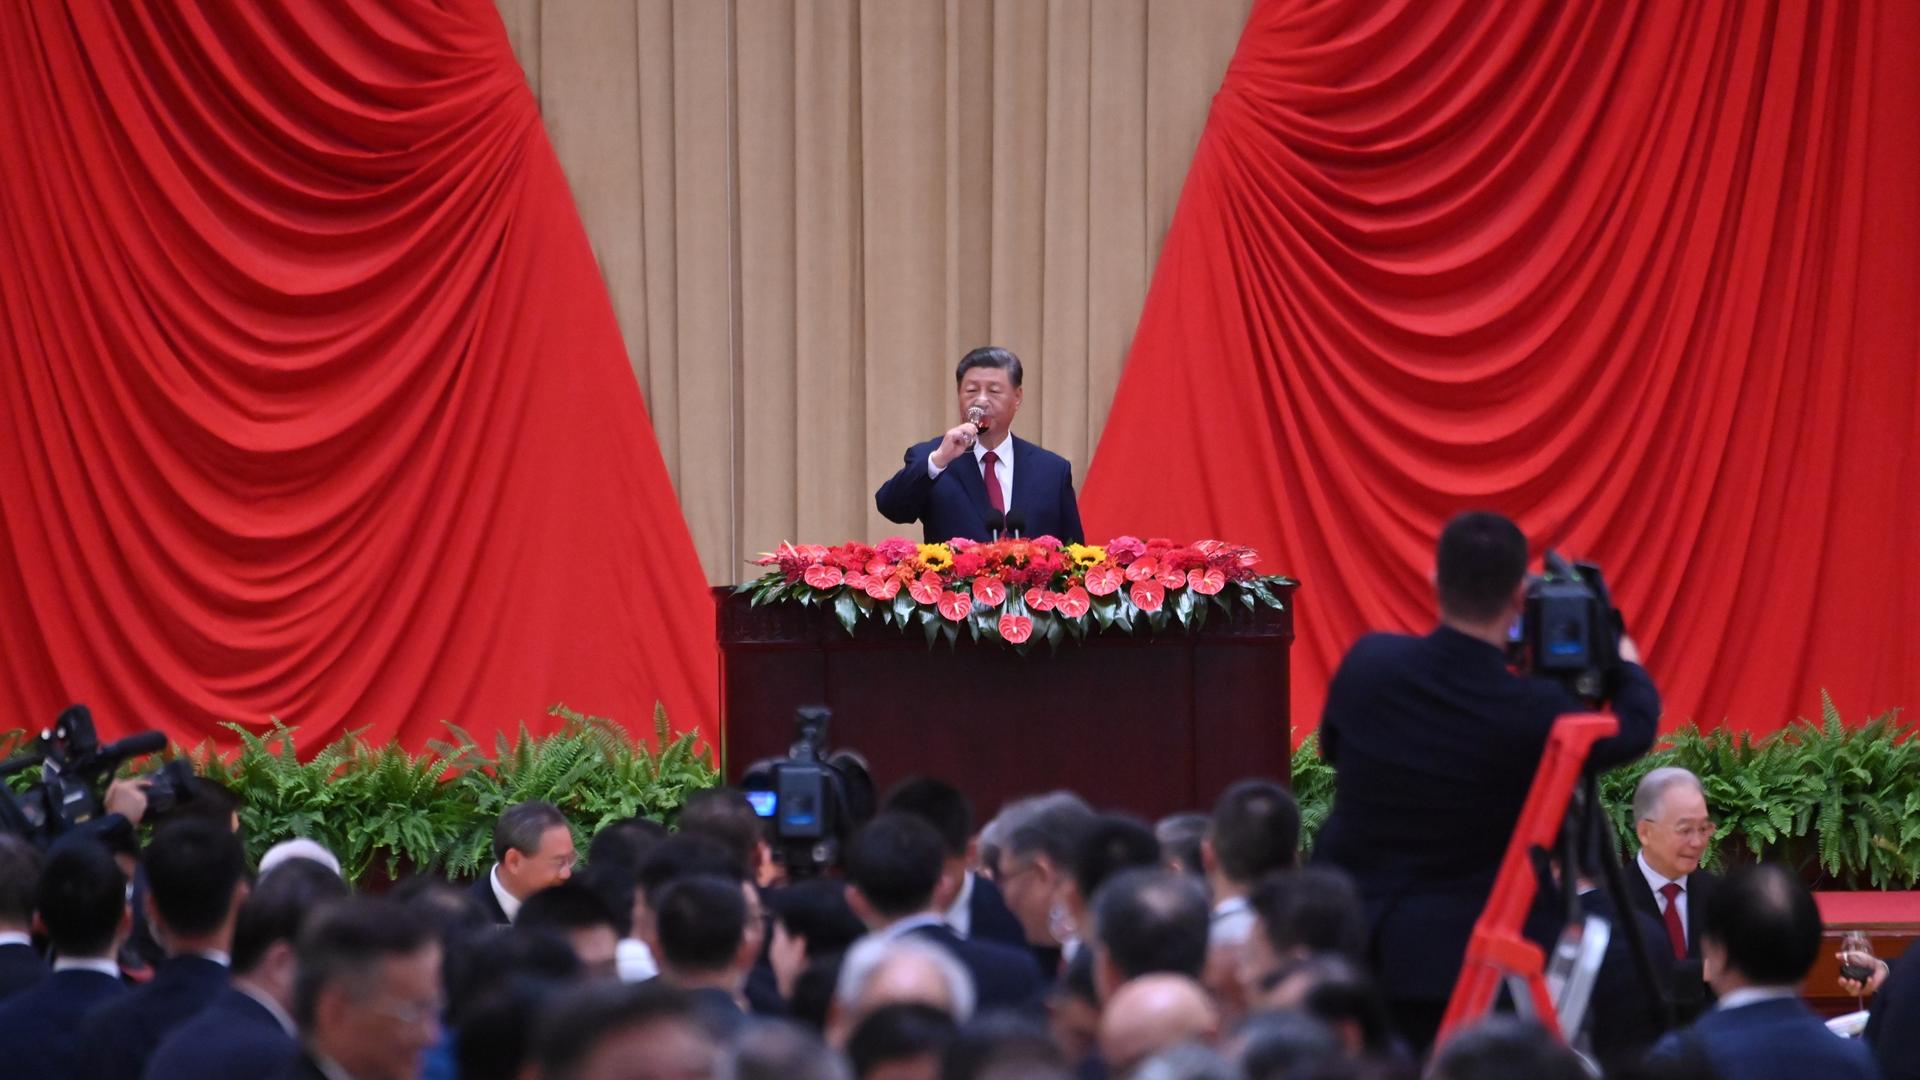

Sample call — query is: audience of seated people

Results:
[0,767,1908,1080]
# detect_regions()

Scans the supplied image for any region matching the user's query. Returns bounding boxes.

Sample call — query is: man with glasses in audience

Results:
[1625,766,1721,1021]
[277,897,442,1080]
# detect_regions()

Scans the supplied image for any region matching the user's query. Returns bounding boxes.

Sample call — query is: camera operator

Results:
[1310,511,1660,1056]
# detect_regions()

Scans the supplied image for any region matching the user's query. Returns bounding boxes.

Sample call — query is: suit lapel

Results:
[948,447,995,526]
[1008,436,1041,525]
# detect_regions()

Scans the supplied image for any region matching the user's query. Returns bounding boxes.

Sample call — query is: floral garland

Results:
[738,535,1294,649]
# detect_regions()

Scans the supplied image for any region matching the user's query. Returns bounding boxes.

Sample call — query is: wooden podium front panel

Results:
[717,587,1294,820]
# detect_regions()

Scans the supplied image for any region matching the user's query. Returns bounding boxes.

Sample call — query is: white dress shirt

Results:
[1715,986,1799,1011]
[0,931,31,948]
[1209,895,1256,949]
[490,865,523,924]
[944,871,978,938]
[927,437,1015,513]
[53,955,122,977]
[1636,850,1690,948]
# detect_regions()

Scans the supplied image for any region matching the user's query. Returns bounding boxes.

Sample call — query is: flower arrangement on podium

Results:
[738,535,1294,650]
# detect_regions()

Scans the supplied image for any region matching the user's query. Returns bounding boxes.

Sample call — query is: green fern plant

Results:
[1288,733,1337,852]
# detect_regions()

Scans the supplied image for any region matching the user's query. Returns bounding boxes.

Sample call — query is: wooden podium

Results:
[715,583,1296,819]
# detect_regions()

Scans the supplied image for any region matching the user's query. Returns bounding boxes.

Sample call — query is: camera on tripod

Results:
[739,706,874,877]
[0,704,169,847]
[1511,551,1625,705]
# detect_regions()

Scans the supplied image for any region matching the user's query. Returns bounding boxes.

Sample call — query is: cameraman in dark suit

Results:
[1311,511,1661,1055]
[875,347,1084,544]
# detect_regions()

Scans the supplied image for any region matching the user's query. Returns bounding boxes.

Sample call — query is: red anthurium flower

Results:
[973,575,1008,607]
[1188,568,1227,595]
[938,591,973,622]
[1130,580,1165,612]
[1055,586,1091,618]
[803,565,843,589]
[1156,565,1187,590]
[866,575,902,600]
[1084,563,1124,596]
[1124,557,1160,582]
[998,612,1034,644]
[844,571,870,590]
[909,572,944,605]
[1024,588,1057,612]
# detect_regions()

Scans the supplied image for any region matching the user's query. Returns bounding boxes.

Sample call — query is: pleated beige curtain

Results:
[495,0,1251,582]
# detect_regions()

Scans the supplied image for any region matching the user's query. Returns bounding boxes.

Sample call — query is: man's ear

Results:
[965,836,981,872]
[501,847,522,876]
[1200,836,1218,877]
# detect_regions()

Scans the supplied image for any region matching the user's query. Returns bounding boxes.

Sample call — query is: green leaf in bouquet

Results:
[892,591,915,625]
[1092,595,1118,631]
[1045,614,1065,650]
[833,593,859,635]
[940,622,959,649]
[921,609,941,649]
[1173,586,1196,623]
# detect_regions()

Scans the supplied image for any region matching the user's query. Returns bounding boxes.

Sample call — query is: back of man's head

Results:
[586,816,669,877]
[942,1013,1067,1080]
[151,775,242,831]
[145,818,249,939]
[233,857,351,975]
[1005,796,1096,868]
[980,791,1089,875]
[1093,868,1210,984]
[38,837,127,957]
[849,1002,960,1080]
[493,800,568,863]
[1435,511,1528,623]
[846,812,948,919]
[652,873,748,976]
[444,924,582,1028]
[638,834,745,901]
[728,1019,854,1080]
[534,980,715,1080]
[1154,813,1209,877]
[1430,1017,1587,1080]
[293,896,436,1030]
[0,833,43,929]
[1703,861,1822,987]
[884,776,975,860]
[677,788,765,877]
[518,880,621,975]
[1248,868,1365,963]
[1208,780,1298,884]
[1072,814,1161,901]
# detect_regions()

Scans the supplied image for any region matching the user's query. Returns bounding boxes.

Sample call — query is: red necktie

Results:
[1659,881,1687,959]
[982,450,1005,513]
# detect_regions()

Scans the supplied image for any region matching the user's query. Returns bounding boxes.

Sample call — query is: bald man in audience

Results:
[1096,974,1219,1077]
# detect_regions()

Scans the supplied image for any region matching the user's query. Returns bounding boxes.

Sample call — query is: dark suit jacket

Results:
[0,967,128,1080]
[964,874,1030,951]
[141,985,299,1080]
[1310,627,1660,1002]
[74,953,231,1079]
[470,870,511,925]
[1578,889,1676,1072]
[1623,860,1719,1020]
[269,1050,333,1080]
[1866,946,1919,1080]
[875,435,1084,544]
[907,922,1045,1012]
[1650,996,1879,1080]
[0,941,47,1003]
[687,985,751,1039]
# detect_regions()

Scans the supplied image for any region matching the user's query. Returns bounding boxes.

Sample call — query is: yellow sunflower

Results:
[917,543,954,572]
[1067,543,1106,568]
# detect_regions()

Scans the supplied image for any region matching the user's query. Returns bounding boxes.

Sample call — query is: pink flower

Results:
[844,571,870,590]
[998,612,1034,644]
[1124,557,1160,582]
[1188,568,1227,595]
[909,572,944,605]
[875,536,918,562]
[803,565,844,589]
[865,575,902,600]
[972,575,1008,607]
[1107,536,1147,564]
[1084,563,1124,596]
[1130,580,1165,613]
[1156,565,1187,590]
[1055,586,1091,618]
[1024,588,1057,612]
[938,591,973,622]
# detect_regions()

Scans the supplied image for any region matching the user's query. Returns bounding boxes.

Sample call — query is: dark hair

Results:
[533,980,710,1080]
[494,801,569,863]
[1006,799,1096,867]
[1248,867,1365,963]
[955,347,1023,389]
[652,874,748,974]
[151,775,242,829]
[884,776,974,858]
[37,838,127,955]
[1435,511,1528,622]
[729,1019,851,1080]
[1702,862,1823,985]
[576,862,638,938]
[1281,954,1395,1055]
[1154,813,1209,877]
[1072,813,1161,901]
[1091,868,1210,983]
[766,877,867,956]
[518,881,619,938]
[1430,1016,1587,1080]
[232,857,350,974]
[846,813,948,918]
[1233,1011,1342,1080]
[1210,780,1299,882]
[1053,947,1098,1008]
[677,788,764,877]
[144,819,249,937]
[790,954,845,1033]
[0,834,43,925]
[638,834,746,900]
[293,897,437,1028]
[390,875,491,941]
[587,817,669,877]
[850,1003,958,1078]
[941,1013,1065,1080]
[457,975,573,1080]
[445,924,583,1027]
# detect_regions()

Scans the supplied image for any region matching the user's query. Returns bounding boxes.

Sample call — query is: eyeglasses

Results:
[361,996,442,1028]
[1659,820,1717,842]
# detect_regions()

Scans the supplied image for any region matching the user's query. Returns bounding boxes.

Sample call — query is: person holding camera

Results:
[1310,510,1661,1055]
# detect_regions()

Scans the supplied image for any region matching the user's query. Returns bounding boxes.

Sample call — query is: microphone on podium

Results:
[1005,511,1026,539]
[985,510,1005,541]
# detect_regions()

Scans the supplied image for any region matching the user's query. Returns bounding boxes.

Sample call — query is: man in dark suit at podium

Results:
[875,347,1085,544]
[1623,766,1721,1021]
[1311,511,1661,1055]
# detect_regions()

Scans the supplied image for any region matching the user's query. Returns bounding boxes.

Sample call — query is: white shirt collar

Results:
[490,865,523,923]
[53,955,122,977]
[236,979,298,1036]
[0,931,32,948]
[1716,986,1799,1011]
[944,872,977,937]
[186,949,232,968]
[972,436,1014,468]
[1212,896,1250,921]
[1636,849,1683,892]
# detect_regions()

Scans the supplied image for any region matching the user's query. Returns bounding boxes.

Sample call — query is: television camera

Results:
[0,704,176,847]
[739,706,874,877]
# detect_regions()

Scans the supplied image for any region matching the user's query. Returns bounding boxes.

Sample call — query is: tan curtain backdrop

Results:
[495,0,1251,582]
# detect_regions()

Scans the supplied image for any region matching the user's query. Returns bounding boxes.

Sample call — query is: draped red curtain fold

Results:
[0,0,718,748]
[1084,0,1920,737]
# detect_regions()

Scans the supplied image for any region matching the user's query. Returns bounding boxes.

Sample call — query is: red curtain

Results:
[1084,0,1920,739]
[0,1,718,750]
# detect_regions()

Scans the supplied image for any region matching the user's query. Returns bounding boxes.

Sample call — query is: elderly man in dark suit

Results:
[469,800,576,925]
[875,346,1085,544]
[1624,765,1721,1020]
[0,839,130,1080]
[273,897,442,1080]
[0,835,46,1002]
[1311,511,1661,1055]
[1648,863,1878,1078]
[144,858,349,1080]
